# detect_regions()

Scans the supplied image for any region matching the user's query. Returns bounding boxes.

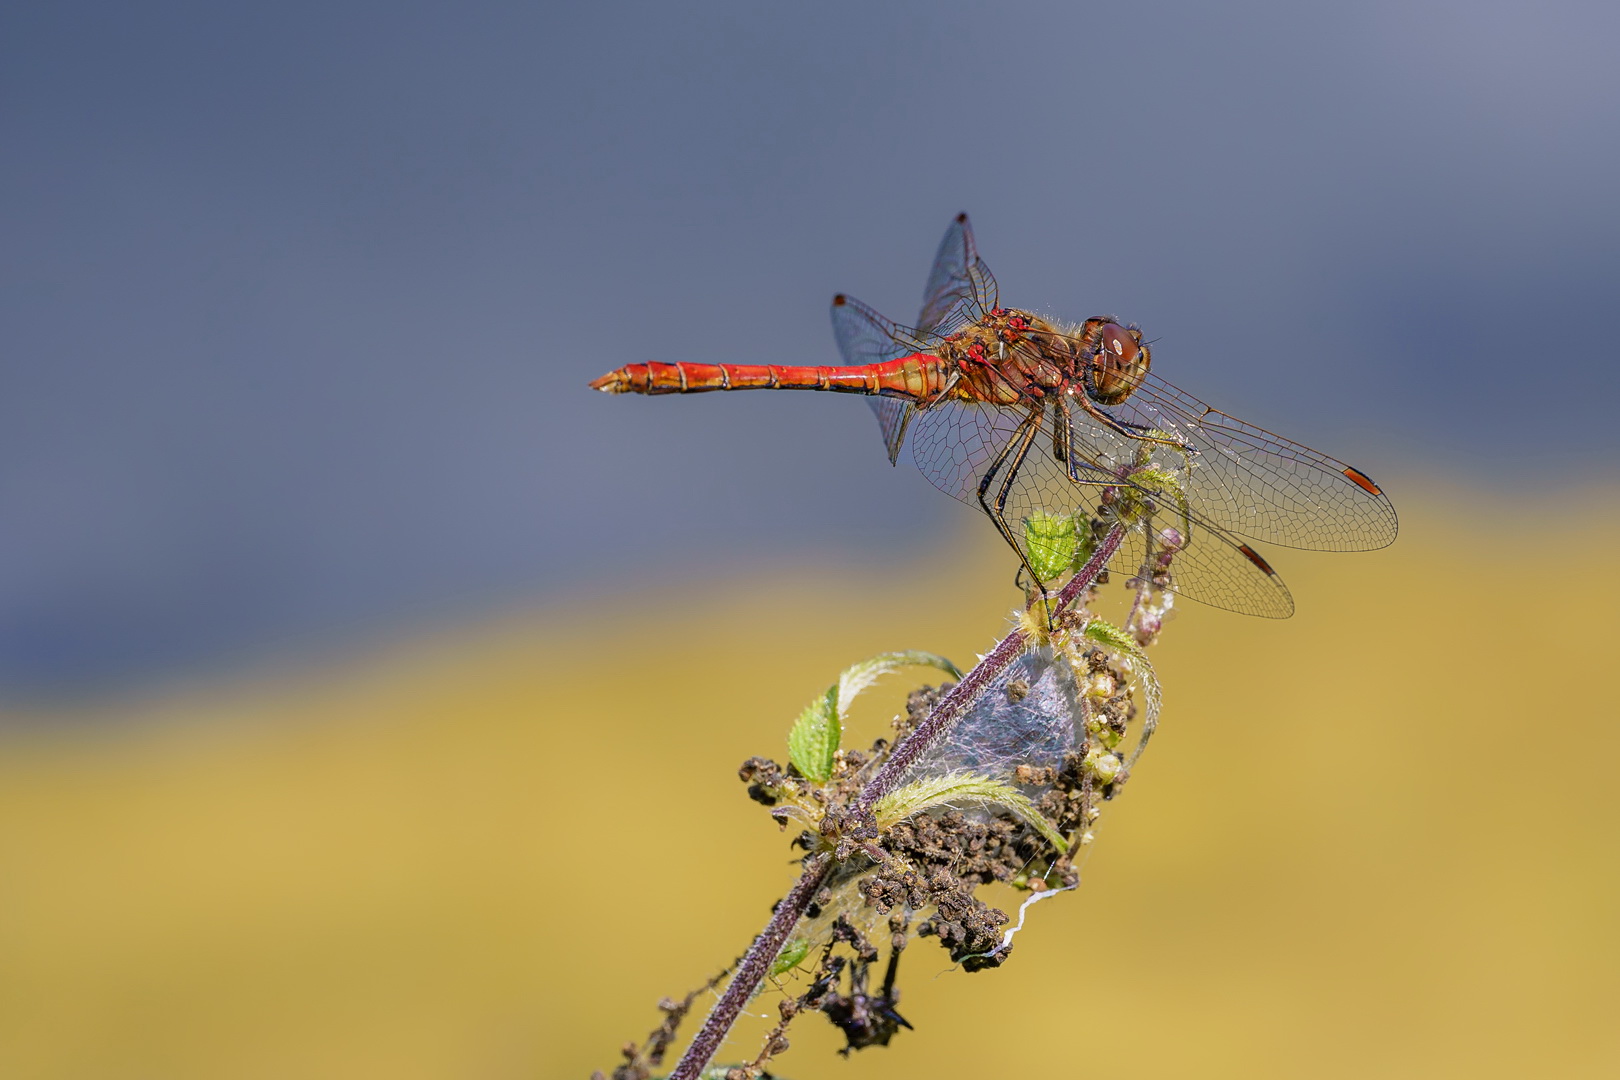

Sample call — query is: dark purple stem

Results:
[854,522,1124,813]
[1054,522,1126,618]
[667,523,1126,1080]
[668,853,832,1080]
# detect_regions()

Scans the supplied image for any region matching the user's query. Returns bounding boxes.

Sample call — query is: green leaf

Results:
[1022,511,1079,581]
[789,652,962,784]
[770,937,812,976]
[1080,617,1135,653]
[874,772,1068,853]
[787,686,840,783]
[1123,464,1193,538]
[1124,464,1187,501]
[1069,521,1099,573]
[835,651,962,717]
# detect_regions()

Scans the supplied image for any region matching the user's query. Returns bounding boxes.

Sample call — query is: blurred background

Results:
[2,0,1617,1076]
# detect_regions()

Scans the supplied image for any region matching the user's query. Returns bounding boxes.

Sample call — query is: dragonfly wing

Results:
[908,393,1113,574]
[906,355,1048,503]
[831,293,927,464]
[918,213,1000,336]
[907,398,1031,505]
[869,399,914,465]
[909,394,1296,617]
[1048,409,1296,617]
[1111,508,1296,618]
[831,292,916,365]
[1082,372,1398,552]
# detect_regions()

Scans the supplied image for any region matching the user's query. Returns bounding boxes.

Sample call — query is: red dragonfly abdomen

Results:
[591,353,948,399]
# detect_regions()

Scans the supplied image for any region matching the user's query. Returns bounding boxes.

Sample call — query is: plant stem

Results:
[1054,522,1126,617]
[667,853,832,1080]
[666,523,1126,1080]
[854,522,1124,813]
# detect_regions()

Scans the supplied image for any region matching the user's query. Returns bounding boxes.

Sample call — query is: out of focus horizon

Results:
[4,0,1619,701]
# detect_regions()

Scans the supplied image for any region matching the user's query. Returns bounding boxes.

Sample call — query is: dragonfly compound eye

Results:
[1088,322,1151,404]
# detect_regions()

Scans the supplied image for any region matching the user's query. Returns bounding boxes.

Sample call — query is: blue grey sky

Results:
[3,0,1617,697]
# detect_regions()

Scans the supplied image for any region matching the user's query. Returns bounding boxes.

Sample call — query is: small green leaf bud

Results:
[1023,511,1079,581]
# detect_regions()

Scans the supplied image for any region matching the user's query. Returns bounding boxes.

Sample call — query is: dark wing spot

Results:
[1238,544,1277,577]
[1342,466,1382,495]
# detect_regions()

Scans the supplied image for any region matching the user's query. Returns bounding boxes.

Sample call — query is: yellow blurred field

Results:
[2,487,1617,1079]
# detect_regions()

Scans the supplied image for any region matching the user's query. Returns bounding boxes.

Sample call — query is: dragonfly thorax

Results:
[939,307,1074,405]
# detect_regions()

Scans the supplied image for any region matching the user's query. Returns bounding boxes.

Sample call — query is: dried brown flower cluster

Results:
[594,529,1168,1080]
[596,527,1179,1075]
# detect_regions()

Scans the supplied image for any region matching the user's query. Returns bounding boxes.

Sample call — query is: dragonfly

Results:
[590,214,1397,618]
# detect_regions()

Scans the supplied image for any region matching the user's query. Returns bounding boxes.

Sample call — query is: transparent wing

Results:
[831,293,929,464]
[1110,499,1296,618]
[907,395,1294,617]
[917,213,1000,336]
[1060,367,1397,553]
[906,397,1031,505]
[1052,402,1296,617]
[868,399,914,465]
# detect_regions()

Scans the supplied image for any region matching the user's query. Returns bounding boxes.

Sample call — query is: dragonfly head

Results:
[1080,319,1150,405]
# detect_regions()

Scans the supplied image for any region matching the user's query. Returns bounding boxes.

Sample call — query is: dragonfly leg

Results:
[975,406,1052,608]
[1073,395,1191,454]
[1052,399,1072,470]
[1052,396,1124,491]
